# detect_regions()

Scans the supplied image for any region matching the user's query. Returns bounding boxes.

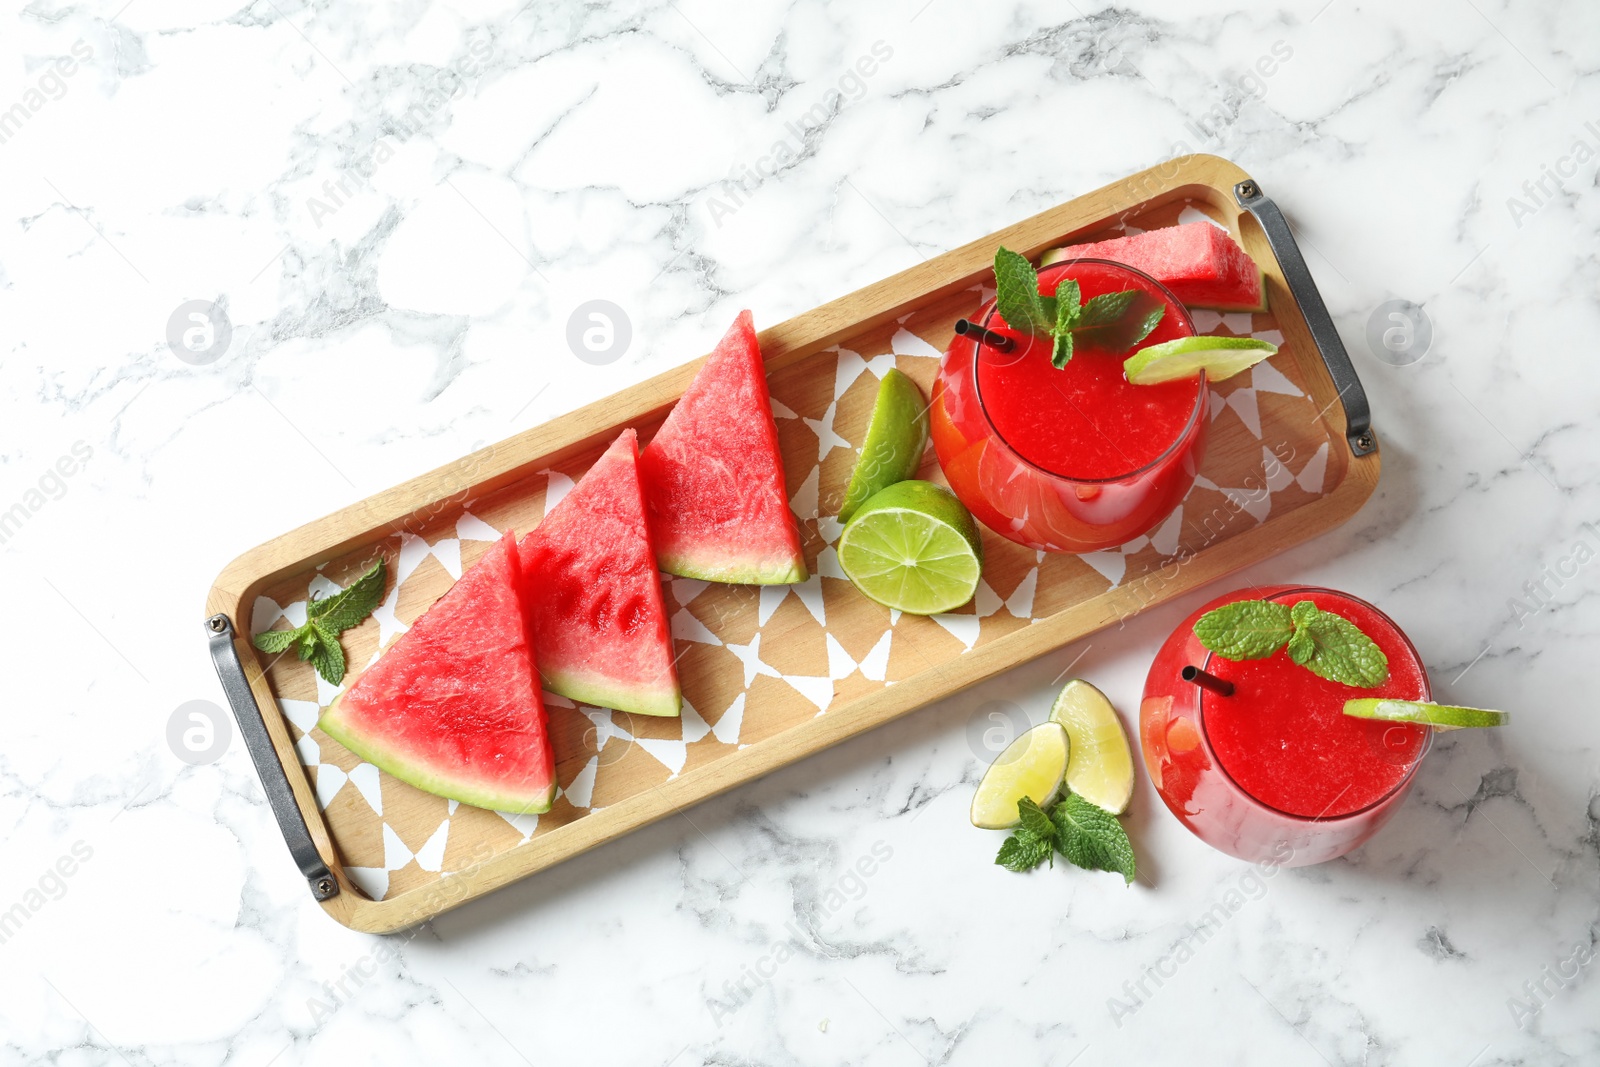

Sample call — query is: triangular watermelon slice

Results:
[640,310,808,585]
[518,429,681,718]
[319,533,556,814]
[1043,222,1266,312]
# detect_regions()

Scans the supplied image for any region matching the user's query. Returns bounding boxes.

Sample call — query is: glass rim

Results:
[1196,585,1435,825]
[968,256,1207,486]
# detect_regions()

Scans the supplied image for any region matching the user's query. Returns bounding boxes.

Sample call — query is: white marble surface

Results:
[3,0,1598,1062]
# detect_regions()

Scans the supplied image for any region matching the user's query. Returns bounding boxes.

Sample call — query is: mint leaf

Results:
[1039,292,1059,325]
[252,628,298,655]
[1054,278,1081,327]
[1290,600,1318,628]
[307,624,347,686]
[1289,603,1389,688]
[1051,328,1074,369]
[296,630,320,660]
[1073,290,1166,353]
[1051,279,1081,368]
[1076,289,1136,328]
[1194,600,1295,660]
[1286,626,1316,666]
[1017,796,1057,841]
[1050,794,1137,885]
[994,247,1051,335]
[996,829,1053,872]
[307,559,388,633]
[1125,298,1166,348]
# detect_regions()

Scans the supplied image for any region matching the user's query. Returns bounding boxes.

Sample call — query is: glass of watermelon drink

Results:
[1140,586,1433,866]
[930,258,1206,553]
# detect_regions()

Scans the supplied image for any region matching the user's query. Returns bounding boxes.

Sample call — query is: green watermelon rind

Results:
[319,695,557,815]
[660,550,808,587]
[544,668,682,718]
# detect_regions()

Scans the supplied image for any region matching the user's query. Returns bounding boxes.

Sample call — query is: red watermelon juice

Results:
[1140,586,1432,866]
[931,259,1206,552]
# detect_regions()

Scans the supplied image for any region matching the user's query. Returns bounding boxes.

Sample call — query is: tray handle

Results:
[206,614,340,902]
[1233,179,1376,457]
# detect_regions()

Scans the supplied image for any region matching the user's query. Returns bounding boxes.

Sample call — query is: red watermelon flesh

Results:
[640,310,808,585]
[518,429,681,718]
[319,533,556,814]
[1043,222,1266,312]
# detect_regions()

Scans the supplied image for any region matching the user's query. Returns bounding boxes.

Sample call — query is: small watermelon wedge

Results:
[518,429,681,718]
[1042,222,1266,312]
[319,533,556,814]
[640,310,808,585]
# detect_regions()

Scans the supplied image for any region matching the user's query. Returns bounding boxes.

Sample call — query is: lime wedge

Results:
[1048,679,1135,814]
[1343,699,1509,730]
[838,368,930,524]
[970,722,1069,829]
[837,480,982,615]
[1124,335,1278,384]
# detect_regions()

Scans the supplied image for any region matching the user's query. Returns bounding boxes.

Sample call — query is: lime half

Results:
[1049,679,1135,814]
[970,722,1069,829]
[838,368,930,524]
[1124,335,1278,384]
[1343,699,1509,730]
[838,480,982,615]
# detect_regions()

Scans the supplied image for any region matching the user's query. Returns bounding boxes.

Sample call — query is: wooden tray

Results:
[206,154,1380,932]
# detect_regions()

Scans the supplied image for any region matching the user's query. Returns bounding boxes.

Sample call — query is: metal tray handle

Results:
[1233,179,1376,457]
[206,614,340,902]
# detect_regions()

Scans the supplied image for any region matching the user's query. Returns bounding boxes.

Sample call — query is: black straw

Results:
[1182,665,1235,697]
[954,318,1015,353]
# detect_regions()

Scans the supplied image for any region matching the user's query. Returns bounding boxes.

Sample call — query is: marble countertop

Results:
[4,0,1598,1063]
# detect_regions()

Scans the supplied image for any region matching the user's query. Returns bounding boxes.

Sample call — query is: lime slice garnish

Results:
[1124,335,1278,384]
[1049,679,1135,814]
[1343,699,1510,730]
[837,480,983,615]
[838,368,930,524]
[970,722,1069,829]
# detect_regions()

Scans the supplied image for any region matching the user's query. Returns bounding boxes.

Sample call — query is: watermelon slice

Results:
[518,429,681,718]
[319,533,556,814]
[1042,222,1266,312]
[640,310,808,585]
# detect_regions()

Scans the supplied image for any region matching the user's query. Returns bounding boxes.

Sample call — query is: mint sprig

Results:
[993,795,1137,884]
[253,558,387,686]
[991,247,1165,369]
[1192,598,1389,688]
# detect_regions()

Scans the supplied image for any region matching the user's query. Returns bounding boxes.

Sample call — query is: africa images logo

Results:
[704,41,894,227]
[0,40,93,146]
[1504,120,1600,229]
